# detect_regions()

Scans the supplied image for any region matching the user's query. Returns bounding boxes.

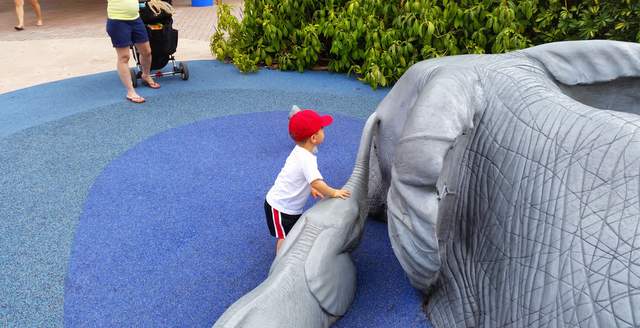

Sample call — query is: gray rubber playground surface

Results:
[0,60,431,327]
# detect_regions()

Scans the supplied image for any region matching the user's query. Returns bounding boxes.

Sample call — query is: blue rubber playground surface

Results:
[0,60,431,327]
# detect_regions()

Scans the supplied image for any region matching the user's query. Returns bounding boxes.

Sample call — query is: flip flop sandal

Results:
[126,95,145,104]
[142,80,161,89]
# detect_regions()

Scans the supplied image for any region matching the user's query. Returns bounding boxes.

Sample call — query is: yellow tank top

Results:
[107,0,140,20]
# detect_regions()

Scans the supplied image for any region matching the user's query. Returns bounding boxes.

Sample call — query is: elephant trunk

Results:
[339,113,379,250]
[344,113,379,200]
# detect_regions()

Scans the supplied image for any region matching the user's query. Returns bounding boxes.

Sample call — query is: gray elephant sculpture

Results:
[215,40,640,327]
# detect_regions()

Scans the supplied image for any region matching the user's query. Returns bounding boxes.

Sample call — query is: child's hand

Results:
[332,189,351,199]
[311,187,324,199]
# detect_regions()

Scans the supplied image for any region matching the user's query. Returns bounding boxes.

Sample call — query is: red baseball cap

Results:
[288,109,333,142]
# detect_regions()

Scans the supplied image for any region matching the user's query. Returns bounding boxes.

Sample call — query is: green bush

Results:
[211,0,640,88]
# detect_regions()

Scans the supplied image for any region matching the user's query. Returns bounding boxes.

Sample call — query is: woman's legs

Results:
[14,0,24,28]
[29,0,43,26]
[115,47,143,101]
[134,42,158,87]
[14,0,42,28]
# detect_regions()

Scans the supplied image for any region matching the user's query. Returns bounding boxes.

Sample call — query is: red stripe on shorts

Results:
[273,208,285,239]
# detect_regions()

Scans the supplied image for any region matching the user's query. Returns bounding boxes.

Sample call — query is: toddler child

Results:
[264,108,351,253]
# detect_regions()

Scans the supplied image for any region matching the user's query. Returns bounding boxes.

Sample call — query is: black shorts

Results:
[264,200,301,239]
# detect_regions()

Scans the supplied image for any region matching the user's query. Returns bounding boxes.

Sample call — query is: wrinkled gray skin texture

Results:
[379,40,640,327]
[215,40,640,328]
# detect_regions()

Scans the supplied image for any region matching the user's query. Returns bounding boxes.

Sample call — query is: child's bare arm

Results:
[311,179,351,199]
[311,186,324,199]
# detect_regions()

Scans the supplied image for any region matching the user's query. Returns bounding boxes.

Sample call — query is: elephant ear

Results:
[304,226,357,316]
[522,40,640,85]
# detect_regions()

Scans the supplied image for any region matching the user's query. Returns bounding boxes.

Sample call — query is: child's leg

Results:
[276,238,285,253]
[274,214,301,254]
[264,200,301,255]
[265,201,287,255]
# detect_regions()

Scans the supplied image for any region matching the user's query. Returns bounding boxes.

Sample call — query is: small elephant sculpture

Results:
[214,113,379,327]
[215,40,640,327]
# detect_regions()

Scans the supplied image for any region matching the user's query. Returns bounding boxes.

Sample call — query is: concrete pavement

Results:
[0,0,242,94]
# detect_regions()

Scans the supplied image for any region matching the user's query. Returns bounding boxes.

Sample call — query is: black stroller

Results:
[130,0,189,87]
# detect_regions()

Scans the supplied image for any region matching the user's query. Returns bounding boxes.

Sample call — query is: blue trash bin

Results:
[191,0,213,7]
[191,0,212,6]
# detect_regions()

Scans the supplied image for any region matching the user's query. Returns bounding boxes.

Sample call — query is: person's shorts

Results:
[264,200,301,239]
[106,17,149,48]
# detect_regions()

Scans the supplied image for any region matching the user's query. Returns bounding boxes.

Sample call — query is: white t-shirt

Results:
[266,145,323,215]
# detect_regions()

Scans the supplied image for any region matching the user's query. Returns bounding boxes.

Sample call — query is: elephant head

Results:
[376,40,640,327]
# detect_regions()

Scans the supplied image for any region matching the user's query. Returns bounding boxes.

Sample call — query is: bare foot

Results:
[36,20,43,26]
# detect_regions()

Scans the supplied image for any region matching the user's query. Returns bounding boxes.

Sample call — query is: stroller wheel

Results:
[179,62,189,81]
[130,68,138,88]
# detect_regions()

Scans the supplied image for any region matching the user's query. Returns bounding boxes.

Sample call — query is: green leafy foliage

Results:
[210,0,640,87]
